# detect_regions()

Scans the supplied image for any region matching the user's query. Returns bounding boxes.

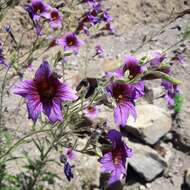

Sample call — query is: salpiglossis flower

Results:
[12,60,78,123]
[99,129,133,185]
[57,32,84,53]
[106,82,137,127]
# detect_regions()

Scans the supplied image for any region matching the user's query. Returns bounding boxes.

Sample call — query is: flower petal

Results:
[108,129,122,149]
[42,99,63,122]
[99,152,115,173]
[12,80,37,97]
[114,104,129,126]
[26,95,42,122]
[56,84,78,101]
[108,165,125,185]
[34,60,51,80]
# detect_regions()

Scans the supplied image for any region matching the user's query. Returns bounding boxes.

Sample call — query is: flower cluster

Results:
[105,55,144,127]
[1,0,184,189]
[76,0,114,35]
[25,0,62,32]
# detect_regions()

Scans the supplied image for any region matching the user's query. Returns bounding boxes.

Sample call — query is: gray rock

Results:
[126,104,172,145]
[185,169,190,188]
[127,141,167,182]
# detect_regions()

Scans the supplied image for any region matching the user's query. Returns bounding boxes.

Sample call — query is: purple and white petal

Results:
[34,60,52,80]
[26,95,42,122]
[11,80,37,97]
[42,99,63,123]
[57,84,78,101]
[114,104,129,126]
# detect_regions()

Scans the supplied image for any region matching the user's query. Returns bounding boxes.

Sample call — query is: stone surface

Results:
[126,104,172,145]
[185,169,190,188]
[127,141,167,182]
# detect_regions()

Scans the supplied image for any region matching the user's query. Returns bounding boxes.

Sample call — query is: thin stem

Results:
[0,129,52,160]
[0,67,10,128]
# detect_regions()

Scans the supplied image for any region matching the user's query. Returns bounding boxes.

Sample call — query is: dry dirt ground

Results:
[0,0,190,190]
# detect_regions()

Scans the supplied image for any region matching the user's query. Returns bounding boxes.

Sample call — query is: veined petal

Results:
[108,165,125,185]
[42,99,63,123]
[56,84,78,101]
[99,152,115,173]
[125,101,137,121]
[124,55,139,66]
[108,129,122,149]
[26,95,42,122]
[12,80,37,97]
[134,81,144,98]
[35,60,51,80]
[114,104,129,126]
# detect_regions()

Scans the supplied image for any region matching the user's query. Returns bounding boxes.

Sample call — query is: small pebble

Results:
[145,183,151,189]
[139,185,146,190]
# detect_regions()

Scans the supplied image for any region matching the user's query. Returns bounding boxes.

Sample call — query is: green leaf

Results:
[95,147,102,157]
[143,71,181,85]
[63,52,73,57]
[140,56,148,65]
[174,94,183,113]
[183,25,190,40]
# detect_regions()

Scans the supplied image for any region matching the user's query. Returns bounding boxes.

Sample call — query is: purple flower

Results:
[115,55,143,79]
[99,129,133,185]
[102,11,113,22]
[65,148,76,160]
[103,22,115,34]
[84,105,99,119]
[105,56,144,98]
[49,8,63,29]
[150,52,166,67]
[30,0,51,21]
[161,80,180,107]
[82,0,102,4]
[25,5,43,35]
[57,32,84,53]
[0,42,5,66]
[64,162,74,181]
[106,82,137,127]
[12,60,78,122]
[171,51,185,64]
[95,45,104,58]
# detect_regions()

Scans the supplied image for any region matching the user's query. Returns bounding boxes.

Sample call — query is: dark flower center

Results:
[51,11,59,21]
[33,2,45,14]
[123,63,141,80]
[116,94,124,103]
[66,36,76,46]
[112,84,127,104]
[112,149,122,165]
[37,76,57,102]
[87,106,95,112]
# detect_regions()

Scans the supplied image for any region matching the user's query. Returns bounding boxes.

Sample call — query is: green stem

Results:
[0,129,52,160]
[0,67,10,128]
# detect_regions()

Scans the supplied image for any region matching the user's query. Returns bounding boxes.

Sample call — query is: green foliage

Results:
[174,94,184,113]
[183,25,190,40]
[143,71,181,85]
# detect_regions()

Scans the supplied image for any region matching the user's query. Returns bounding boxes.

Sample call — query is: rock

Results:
[145,183,151,188]
[126,104,172,145]
[184,169,190,188]
[163,132,173,142]
[153,142,173,168]
[173,128,190,153]
[127,141,167,182]
[139,185,146,190]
